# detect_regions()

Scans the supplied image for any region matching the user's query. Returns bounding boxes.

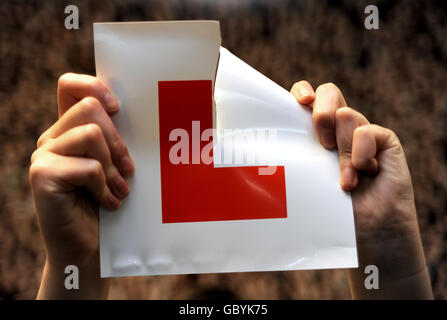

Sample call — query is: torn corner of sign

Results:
[94,20,358,278]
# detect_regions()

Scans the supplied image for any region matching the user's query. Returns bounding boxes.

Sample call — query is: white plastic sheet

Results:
[94,21,358,278]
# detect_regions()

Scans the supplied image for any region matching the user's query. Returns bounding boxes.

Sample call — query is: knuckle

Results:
[375,125,401,146]
[316,82,339,95]
[378,125,395,137]
[36,126,54,148]
[335,107,355,123]
[30,149,42,164]
[87,160,104,181]
[36,134,47,148]
[57,73,73,88]
[83,123,103,143]
[86,78,105,96]
[41,138,57,151]
[113,137,128,158]
[80,97,102,116]
[36,127,54,148]
[352,156,367,169]
[29,159,50,186]
[353,125,370,138]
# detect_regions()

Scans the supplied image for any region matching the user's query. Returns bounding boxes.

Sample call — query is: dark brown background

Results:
[0,0,446,299]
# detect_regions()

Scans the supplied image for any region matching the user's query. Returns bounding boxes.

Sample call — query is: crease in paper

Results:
[94,21,358,278]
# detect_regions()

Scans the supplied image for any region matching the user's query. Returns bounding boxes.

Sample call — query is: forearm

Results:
[349,222,433,299]
[37,256,110,300]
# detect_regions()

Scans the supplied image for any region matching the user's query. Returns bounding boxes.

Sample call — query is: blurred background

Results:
[0,0,446,299]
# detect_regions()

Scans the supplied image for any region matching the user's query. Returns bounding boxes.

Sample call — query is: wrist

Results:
[354,199,422,271]
[352,225,426,281]
[348,262,432,299]
[38,252,110,299]
[349,207,432,299]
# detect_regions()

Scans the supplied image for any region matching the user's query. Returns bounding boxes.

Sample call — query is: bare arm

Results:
[30,73,134,299]
[291,81,433,299]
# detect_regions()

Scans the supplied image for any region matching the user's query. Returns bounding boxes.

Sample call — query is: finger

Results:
[38,97,134,177]
[57,73,119,117]
[352,124,397,174]
[313,83,348,149]
[41,124,130,199]
[334,107,369,191]
[290,80,316,105]
[30,152,120,210]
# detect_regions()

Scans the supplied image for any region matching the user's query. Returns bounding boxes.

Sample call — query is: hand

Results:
[291,81,432,299]
[30,73,135,299]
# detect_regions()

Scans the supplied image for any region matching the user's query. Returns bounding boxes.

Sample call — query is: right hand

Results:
[30,73,134,270]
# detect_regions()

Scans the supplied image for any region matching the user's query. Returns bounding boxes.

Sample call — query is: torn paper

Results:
[94,21,358,277]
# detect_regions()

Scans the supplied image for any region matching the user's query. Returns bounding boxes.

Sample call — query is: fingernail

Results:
[103,92,119,112]
[341,166,356,190]
[120,156,135,177]
[113,175,130,198]
[106,192,121,209]
[321,131,336,149]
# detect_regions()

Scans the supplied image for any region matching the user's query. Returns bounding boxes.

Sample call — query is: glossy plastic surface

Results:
[95,21,357,278]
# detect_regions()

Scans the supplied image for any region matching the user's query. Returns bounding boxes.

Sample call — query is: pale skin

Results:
[30,73,432,299]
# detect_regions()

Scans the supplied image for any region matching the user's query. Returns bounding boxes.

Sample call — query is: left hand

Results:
[290,81,432,299]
